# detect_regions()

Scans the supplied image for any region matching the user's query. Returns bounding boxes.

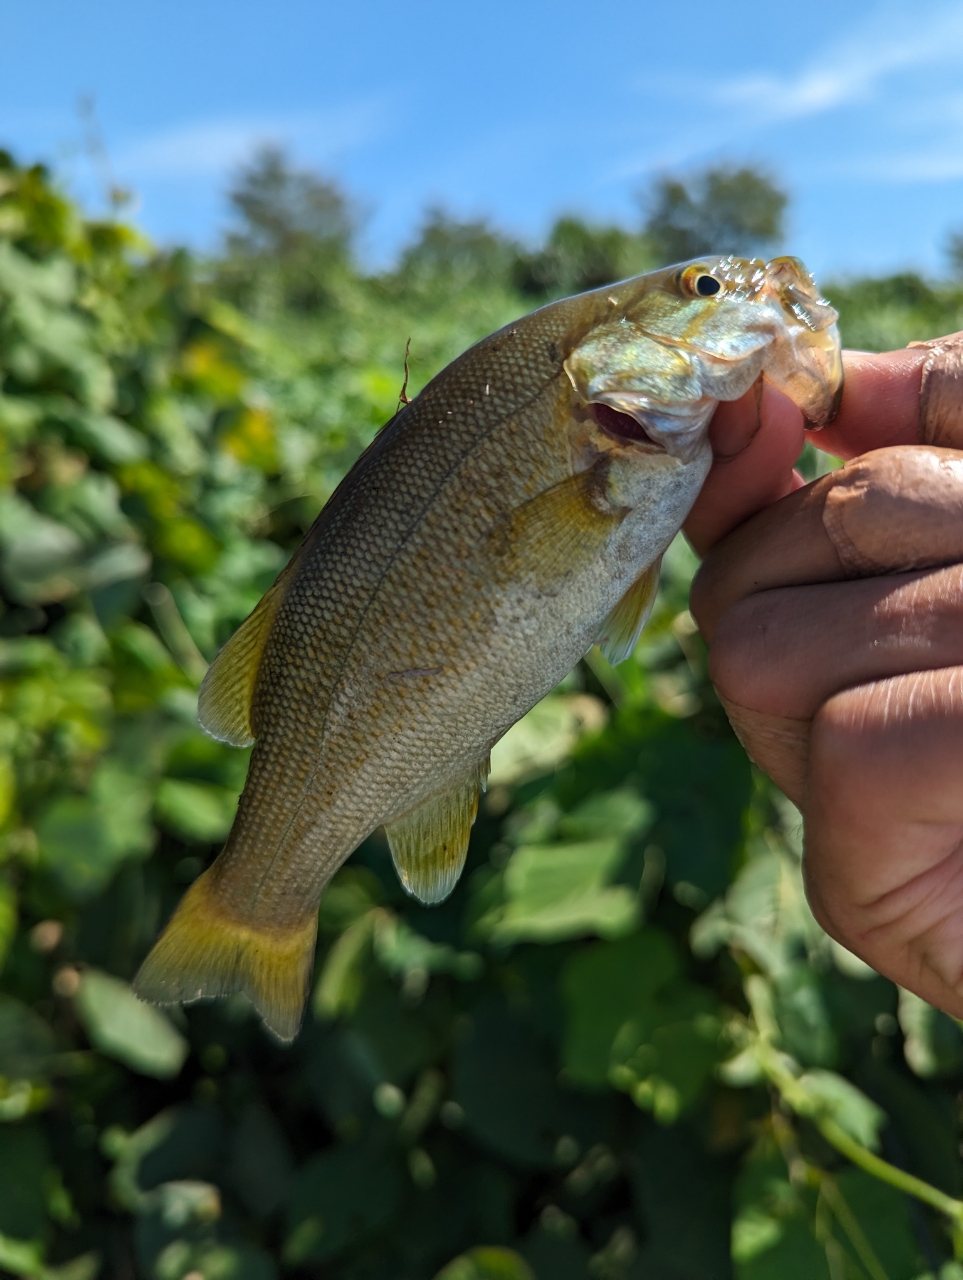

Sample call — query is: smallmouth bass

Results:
[134,255,842,1040]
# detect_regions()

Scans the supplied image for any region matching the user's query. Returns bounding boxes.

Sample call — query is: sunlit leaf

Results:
[74,970,188,1078]
[435,1247,534,1280]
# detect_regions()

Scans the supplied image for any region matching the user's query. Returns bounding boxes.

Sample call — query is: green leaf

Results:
[636,1122,734,1279]
[372,911,482,982]
[165,1244,276,1280]
[556,787,653,841]
[60,408,148,464]
[0,996,55,1079]
[773,967,838,1069]
[834,1168,923,1280]
[734,1215,831,1280]
[898,987,963,1079]
[154,778,239,843]
[313,911,377,1019]
[561,931,679,1086]
[35,761,154,898]
[73,969,188,1078]
[452,999,605,1169]
[796,1070,886,1150]
[488,694,606,786]
[0,1122,48,1241]
[0,1234,45,1280]
[480,838,637,944]
[619,1014,721,1123]
[284,1138,402,1263]
[435,1247,534,1280]
[0,875,18,975]
[562,932,720,1117]
[557,706,752,897]
[227,1102,293,1217]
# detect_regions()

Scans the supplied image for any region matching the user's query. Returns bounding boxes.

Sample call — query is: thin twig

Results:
[398,337,412,408]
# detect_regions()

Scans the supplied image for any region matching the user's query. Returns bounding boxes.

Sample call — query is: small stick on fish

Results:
[398,336,412,409]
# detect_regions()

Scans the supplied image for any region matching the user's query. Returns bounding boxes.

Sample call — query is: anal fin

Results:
[597,556,662,665]
[385,760,489,905]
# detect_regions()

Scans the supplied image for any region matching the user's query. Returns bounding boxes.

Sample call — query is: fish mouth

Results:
[590,402,666,452]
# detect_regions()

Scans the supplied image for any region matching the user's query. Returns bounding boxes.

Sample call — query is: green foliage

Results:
[827,273,963,351]
[0,148,962,1280]
[513,217,655,298]
[215,146,356,315]
[395,210,521,295]
[643,165,787,263]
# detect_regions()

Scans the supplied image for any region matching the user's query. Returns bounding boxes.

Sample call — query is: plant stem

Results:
[745,977,963,1232]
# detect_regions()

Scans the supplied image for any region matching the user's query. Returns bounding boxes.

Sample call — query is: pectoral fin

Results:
[197,567,293,746]
[489,462,624,589]
[597,557,661,665]
[385,760,490,905]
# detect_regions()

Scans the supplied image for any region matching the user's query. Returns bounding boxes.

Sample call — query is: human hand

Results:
[684,340,963,1018]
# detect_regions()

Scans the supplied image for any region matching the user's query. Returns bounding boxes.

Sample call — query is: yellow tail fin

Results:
[133,870,318,1043]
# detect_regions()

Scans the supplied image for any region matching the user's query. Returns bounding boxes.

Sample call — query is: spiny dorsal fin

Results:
[597,556,662,665]
[385,759,490,905]
[197,577,287,747]
[133,868,317,1043]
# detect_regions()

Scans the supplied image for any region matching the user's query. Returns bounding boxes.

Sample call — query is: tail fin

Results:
[133,870,318,1043]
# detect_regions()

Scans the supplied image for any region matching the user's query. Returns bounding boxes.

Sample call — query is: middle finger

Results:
[710,563,963,722]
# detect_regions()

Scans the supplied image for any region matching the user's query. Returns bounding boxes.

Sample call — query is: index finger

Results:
[684,347,926,555]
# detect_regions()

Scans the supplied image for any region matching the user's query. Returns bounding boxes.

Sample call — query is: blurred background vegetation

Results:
[2,145,963,1280]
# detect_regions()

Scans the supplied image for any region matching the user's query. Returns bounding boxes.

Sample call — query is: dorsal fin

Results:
[597,556,661,665]
[197,555,298,746]
[385,759,490,905]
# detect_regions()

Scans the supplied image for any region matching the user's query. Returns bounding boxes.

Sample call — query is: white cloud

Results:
[115,98,392,181]
[614,2,963,191]
[848,152,963,183]
[714,1,963,124]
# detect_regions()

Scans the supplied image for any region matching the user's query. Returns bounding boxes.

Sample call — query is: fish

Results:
[133,254,843,1041]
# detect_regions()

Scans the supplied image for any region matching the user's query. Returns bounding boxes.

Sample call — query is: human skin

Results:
[683,346,963,1019]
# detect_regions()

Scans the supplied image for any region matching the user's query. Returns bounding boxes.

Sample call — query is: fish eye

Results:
[680,265,723,298]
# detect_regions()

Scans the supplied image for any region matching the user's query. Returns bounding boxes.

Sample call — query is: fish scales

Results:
[134,255,844,1040]
[212,313,597,921]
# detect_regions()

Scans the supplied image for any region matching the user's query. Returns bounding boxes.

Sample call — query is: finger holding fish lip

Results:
[684,348,927,556]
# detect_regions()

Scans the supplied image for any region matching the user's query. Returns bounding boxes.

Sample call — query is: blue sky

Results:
[3,0,963,280]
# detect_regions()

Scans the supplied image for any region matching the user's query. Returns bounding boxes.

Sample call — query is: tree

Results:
[643,165,787,264]
[946,228,963,279]
[514,216,654,298]
[394,208,520,292]
[218,145,356,313]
